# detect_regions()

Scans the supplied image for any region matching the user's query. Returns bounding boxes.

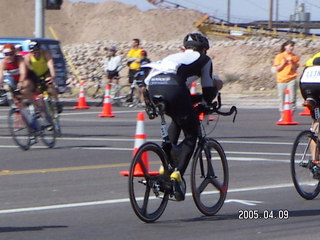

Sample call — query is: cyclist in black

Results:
[144,33,223,201]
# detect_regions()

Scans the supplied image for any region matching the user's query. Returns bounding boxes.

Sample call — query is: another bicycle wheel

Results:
[8,108,31,150]
[291,130,320,200]
[47,99,62,137]
[129,142,170,223]
[87,80,104,99]
[191,138,228,216]
[114,85,139,107]
[38,103,56,148]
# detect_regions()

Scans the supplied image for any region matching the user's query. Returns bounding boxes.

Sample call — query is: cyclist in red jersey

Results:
[0,44,34,103]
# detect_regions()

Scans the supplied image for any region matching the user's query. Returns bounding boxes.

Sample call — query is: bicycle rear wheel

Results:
[191,138,228,216]
[8,108,31,150]
[129,142,170,223]
[291,130,320,200]
[114,85,139,107]
[38,102,56,148]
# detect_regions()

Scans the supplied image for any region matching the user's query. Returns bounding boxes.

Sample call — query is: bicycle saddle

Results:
[152,95,167,114]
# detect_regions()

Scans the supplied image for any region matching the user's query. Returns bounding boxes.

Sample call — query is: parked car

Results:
[0,37,68,105]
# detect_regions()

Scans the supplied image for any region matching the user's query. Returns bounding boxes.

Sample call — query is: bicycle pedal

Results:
[300,162,309,168]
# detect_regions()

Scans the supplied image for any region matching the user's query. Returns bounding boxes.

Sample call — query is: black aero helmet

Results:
[313,57,320,66]
[29,40,41,52]
[183,33,209,51]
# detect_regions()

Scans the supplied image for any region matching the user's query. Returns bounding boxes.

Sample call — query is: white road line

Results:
[0,143,290,159]
[0,183,293,214]
[0,136,294,145]
[59,110,140,116]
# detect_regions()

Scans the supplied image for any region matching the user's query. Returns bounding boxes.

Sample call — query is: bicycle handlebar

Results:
[195,93,238,123]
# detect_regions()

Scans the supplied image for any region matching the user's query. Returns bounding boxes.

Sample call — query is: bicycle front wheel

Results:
[129,142,169,223]
[191,138,228,216]
[38,101,56,148]
[8,108,31,150]
[114,85,139,107]
[291,130,320,200]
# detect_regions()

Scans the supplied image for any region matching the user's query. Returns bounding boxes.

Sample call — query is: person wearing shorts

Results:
[144,33,223,201]
[0,44,33,105]
[104,46,122,84]
[24,40,63,113]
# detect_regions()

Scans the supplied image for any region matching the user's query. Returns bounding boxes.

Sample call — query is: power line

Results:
[304,0,320,9]
[244,0,268,12]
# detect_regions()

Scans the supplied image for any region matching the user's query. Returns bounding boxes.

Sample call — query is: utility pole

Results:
[35,0,45,38]
[275,0,279,21]
[268,0,273,29]
[227,0,230,22]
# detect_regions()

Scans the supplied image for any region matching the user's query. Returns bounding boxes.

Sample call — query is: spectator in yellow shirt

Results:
[126,38,143,83]
[273,40,299,120]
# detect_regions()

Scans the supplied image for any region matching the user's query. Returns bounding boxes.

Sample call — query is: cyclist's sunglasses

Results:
[4,52,14,56]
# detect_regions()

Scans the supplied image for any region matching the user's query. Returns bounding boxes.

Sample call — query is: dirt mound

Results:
[2,0,319,94]
[0,0,202,44]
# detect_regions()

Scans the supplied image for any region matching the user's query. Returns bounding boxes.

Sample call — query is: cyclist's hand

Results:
[197,102,217,115]
[190,93,202,105]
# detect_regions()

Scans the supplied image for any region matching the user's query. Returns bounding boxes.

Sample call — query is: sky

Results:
[69,0,320,23]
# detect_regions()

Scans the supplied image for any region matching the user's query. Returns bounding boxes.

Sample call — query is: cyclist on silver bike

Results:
[0,44,33,106]
[144,33,223,201]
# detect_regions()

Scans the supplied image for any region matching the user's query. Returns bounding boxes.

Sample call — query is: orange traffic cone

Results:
[120,112,158,176]
[299,106,311,116]
[277,89,299,125]
[73,81,90,109]
[98,84,115,117]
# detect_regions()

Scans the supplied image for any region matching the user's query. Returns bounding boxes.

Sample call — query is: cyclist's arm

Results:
[24,54,31,69]
[17,57,28,88]
[200,60,221,104]
[18,57,27,80]
[0,61,4,86]
[44,50,55,79]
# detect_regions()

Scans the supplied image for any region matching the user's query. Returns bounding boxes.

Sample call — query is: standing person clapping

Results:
[273,40,299,121]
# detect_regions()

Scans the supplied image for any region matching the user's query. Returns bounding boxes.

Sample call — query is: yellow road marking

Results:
[0,163,130,176]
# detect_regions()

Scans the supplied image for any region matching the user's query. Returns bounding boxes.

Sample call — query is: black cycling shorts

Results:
[107,70,119,80]
[27,69,51,92]
[128,69,138,84]
[300,82,320,102]
[148,73,198,174]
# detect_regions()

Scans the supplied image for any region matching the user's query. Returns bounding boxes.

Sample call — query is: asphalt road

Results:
[0,103,318,240]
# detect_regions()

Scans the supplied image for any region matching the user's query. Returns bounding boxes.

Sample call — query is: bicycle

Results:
[86,76,121,107]
[113,71,148,107]
[0,87,8,106]
[128,92,237,222]
[291,100,320,200]
[7,81,60,150]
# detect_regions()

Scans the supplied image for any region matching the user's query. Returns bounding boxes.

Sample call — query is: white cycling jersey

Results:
[300,66,320,83]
